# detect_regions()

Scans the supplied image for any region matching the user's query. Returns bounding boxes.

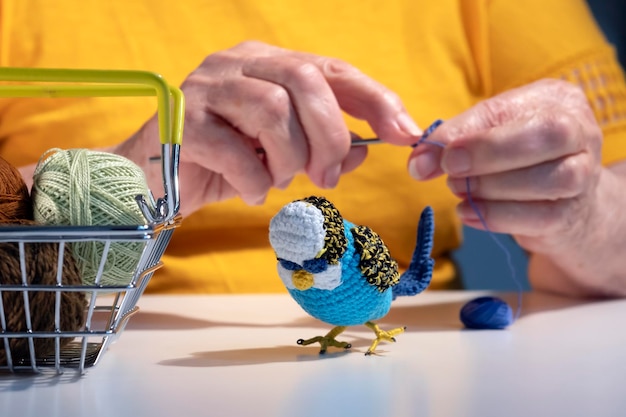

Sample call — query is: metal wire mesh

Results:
[0,221,180,374]
[0,68,184,374]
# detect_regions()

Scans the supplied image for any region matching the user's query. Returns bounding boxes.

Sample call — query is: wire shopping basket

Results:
[0,68,184,374]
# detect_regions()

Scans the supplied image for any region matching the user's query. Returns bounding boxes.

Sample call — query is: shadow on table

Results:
[0,291,606,374]
[0,369,82,391]
[159,344,355,368]
[385,291,598,329]
[155,291,603,368]
[125,290,596,332]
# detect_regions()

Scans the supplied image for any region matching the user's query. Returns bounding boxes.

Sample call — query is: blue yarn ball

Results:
[460,296,513,330]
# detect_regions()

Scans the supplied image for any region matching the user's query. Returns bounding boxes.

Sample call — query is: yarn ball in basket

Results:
[31,148,150,287]
[0,155,86,366]
[0,220,87,366]
[0,152,33,222]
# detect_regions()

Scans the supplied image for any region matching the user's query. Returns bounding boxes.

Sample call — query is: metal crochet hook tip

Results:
[148,138,384,162]
[348,137,383,147]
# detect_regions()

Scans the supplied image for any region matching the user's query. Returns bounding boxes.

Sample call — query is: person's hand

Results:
[409,78,602,250]
[408,78,626,296]
[117,41,421,215]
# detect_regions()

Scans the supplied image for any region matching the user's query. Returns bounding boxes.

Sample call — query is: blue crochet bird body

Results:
[269,196,435,355]
[287,218,394,327]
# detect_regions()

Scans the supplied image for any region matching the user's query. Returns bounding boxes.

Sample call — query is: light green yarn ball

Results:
[32,148,150,287]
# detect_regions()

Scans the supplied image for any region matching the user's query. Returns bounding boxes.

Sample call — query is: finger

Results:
[341,145,368,174]
[432,79,587,143]
[182,109,273,205]
[317,58,422,143]
[442,112,588,177]
[176,163,238,215]
[447,152,594,201]
[188,73,310,188]
[227,40,282,57]
[407,142,446,180]
[242,55,352,188]
[409,117,477,180]
[432,79,597,178]
[456,198,572,237]
[244,53,422,146]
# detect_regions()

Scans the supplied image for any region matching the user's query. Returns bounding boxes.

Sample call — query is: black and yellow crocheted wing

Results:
[350,225,399,292]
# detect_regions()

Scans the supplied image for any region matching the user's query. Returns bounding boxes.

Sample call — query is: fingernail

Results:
[409,151,438,180]
[397,113,422,136]
[443,147,471,175]
[323,165,341,188]
[447,176,476,197]
[456,202,480,222]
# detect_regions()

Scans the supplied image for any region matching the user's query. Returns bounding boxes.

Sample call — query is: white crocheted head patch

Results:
[269,200,326,265]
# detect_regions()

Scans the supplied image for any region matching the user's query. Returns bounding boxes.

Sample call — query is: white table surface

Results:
[1,291,625,417]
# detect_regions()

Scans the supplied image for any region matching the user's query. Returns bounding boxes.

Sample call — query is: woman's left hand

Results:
[408,78,626,297]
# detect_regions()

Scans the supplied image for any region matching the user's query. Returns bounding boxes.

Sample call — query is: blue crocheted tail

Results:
[392,206,435,299]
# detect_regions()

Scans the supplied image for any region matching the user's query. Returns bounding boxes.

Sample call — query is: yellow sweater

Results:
[1,0,625,293]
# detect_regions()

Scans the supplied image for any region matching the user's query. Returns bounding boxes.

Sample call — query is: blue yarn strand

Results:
[464,177,523,322]
[415,119,522,329]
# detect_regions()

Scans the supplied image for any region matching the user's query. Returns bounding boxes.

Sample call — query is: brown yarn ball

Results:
[0,155,86,366]
[0,155,33,222]
[0,223,87,366]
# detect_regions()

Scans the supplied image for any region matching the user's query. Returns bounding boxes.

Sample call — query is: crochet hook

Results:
[148,137,383,162]
[254,137,383,155]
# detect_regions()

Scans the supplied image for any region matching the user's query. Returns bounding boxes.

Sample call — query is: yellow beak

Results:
[292,270,314,290]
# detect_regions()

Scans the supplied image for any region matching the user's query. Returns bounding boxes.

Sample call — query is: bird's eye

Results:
[278,258,301,271]
[302,258,328,273]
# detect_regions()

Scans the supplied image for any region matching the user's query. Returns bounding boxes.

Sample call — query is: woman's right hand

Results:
[115,41,422,216]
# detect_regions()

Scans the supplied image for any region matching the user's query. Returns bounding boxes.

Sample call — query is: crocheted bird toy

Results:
[269,196,435,355]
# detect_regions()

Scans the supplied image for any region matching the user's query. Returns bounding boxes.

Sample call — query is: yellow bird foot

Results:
[364,321,406,356]
[297,326,352,354]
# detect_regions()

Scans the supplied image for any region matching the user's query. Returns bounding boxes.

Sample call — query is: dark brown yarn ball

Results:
[0,155,33,222]
[0,220,87,366]
[0,154,86,366]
